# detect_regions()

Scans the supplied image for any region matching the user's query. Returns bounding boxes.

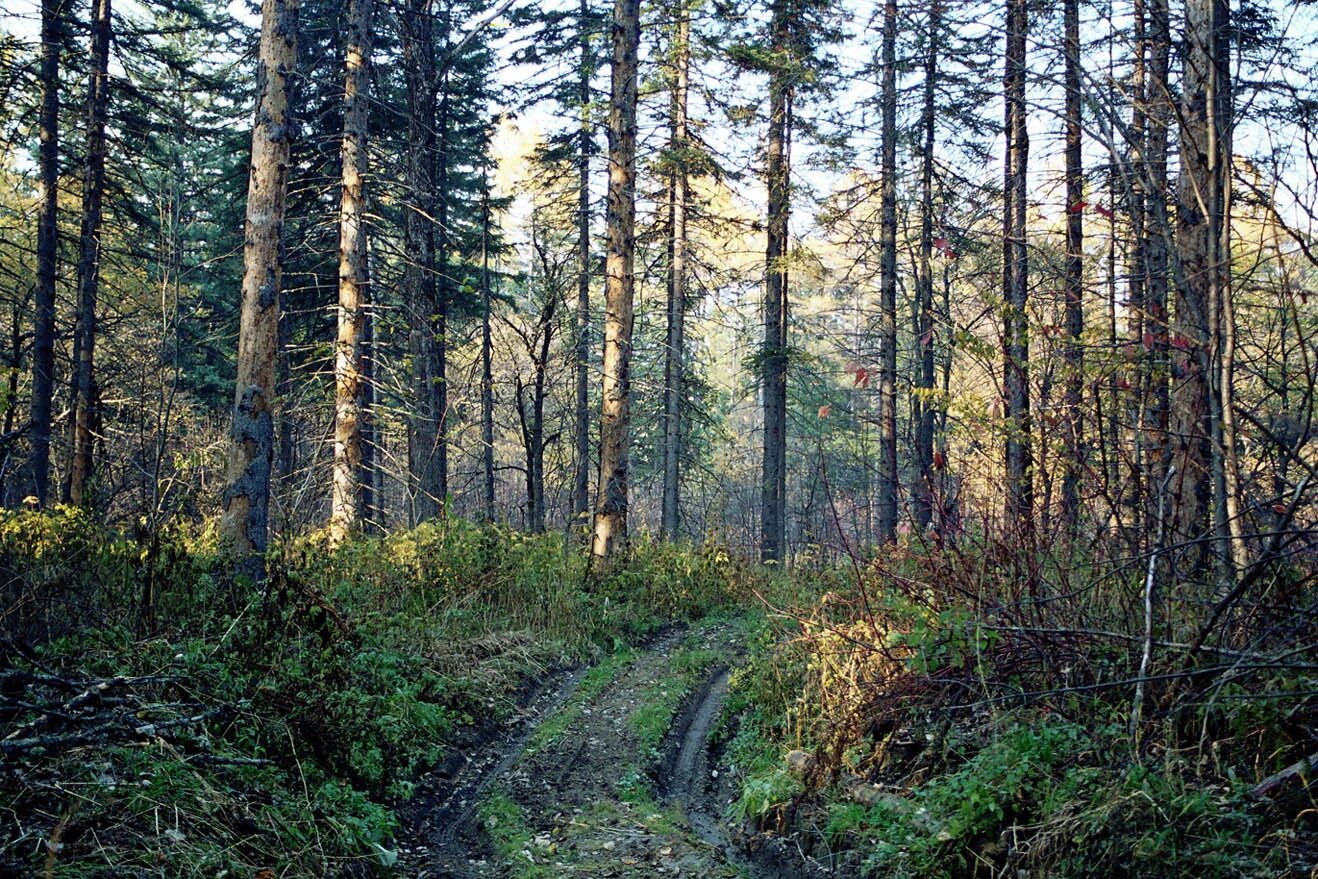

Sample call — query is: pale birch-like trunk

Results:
[329,0,373,546]
[221,0,298,581]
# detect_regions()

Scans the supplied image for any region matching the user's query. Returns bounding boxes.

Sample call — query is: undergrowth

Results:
[725,532,1317,877]
[0,510,757,878]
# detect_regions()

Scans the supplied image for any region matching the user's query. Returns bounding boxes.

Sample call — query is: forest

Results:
[0,0,1316,875]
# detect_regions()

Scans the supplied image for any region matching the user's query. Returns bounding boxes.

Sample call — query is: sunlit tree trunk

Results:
[591,0,640,567]
[661,2,690,541]
[221,0,298,581]
[70,0,112,507]
[28,0,62,508]
[877,0,898,543]
[330,0,372,546]
[760,0,791,564]
[1002,0,1032,540]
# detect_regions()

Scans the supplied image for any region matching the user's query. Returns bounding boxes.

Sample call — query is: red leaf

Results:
[853,367,870,388]
[933,237,958,259]
[1170,334,1193,351]
[1069,201,1088,214]
[818,404,831,419]
[1273,502,1289,515]
[1095,204,1114,219]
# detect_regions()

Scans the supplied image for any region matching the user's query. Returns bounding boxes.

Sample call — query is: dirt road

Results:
[393,622,791,878]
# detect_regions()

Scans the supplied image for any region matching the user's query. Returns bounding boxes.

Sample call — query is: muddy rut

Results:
[393,624,812,879]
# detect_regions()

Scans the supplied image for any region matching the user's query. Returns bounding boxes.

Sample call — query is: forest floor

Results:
[392,619,823,879]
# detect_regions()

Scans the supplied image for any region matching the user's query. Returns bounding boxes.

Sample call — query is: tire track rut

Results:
[395,623,822,878]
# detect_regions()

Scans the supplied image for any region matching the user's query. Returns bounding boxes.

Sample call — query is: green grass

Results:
[477,790,553,879]
[527,647,638,754]
[628,646,721,763]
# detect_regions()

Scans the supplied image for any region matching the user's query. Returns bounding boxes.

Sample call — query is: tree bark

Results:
[221,0,298,582]
[28,0,62,508]
[329,0,372,546]
[1171,0,1230,579]
[1125,0,1147,534]
[912,2,939,533]
[1059,0,1084,534]
[361,304,377,530]
[70,0,112,507]
[590,0,640,567]
[877,0,899,543]
[432,25,452,510]
[402,0,439,524]
[760,0,791,564]
[1144,0,1171,511]
[572,0,594,524]
[1002,0,1032,540]
[481,185,496,522]
[660,2,690,541]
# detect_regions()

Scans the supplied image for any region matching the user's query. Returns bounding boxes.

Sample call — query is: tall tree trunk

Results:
[760,0,791,564]
[70,0,111,507]
[481,185,496,522]
[0,303,23,505]
[877,0,899,543]
[590,0,640,567]
[573,0,594,524]
[1171,0,1229,580]
[361,305,376,529]
[1144,0,1171,513]
[330,0,372,546]
[28,0,62,508]
[432,32,452,510]
[1209,0,1243,580]
[403,0,439,524]
[660,3,690,541]
[221,0,298,581]
[1059,0,1084,534]
[1126,0,1148,535]
[1002,0,1032,539]
[912,1,939,533]
[532,325,552,532]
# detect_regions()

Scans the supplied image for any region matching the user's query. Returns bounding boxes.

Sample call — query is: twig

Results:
[1130,465,1174,750]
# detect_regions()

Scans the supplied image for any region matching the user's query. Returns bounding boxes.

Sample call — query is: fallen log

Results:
[1251,751,1317,806]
